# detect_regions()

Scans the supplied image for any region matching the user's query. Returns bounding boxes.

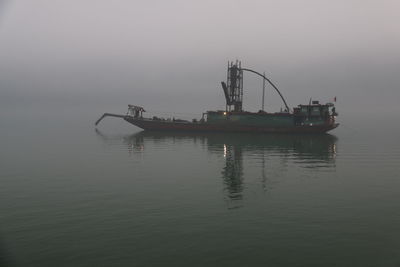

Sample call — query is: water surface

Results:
[1,113,400,266]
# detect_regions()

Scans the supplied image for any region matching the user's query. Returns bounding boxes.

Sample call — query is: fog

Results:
[1,0,399,122]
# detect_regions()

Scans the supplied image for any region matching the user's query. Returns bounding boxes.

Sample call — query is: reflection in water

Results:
[96,130,337,204]
[222,143,243,201]
[205,132,336,204]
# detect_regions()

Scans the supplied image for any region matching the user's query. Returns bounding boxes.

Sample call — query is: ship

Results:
[95,61,339,133]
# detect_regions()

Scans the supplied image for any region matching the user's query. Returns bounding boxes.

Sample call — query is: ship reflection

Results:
[202,132,337,206]
[96,130,337,206]
[222,143,244,201]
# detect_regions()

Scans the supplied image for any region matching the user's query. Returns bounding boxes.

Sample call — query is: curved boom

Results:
[240,68,290,112]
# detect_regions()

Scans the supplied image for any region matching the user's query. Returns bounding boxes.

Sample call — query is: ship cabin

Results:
[293,101,337,126]
[127,105,145,118]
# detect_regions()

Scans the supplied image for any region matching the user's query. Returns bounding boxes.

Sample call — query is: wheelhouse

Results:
[293,101,337,126]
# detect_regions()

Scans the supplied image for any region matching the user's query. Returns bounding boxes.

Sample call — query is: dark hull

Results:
[124,117,339,134]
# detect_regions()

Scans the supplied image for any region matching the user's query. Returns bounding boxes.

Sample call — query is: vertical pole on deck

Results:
[262,71,266,111]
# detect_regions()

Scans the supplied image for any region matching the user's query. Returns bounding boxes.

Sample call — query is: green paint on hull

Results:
[207,111,321,128]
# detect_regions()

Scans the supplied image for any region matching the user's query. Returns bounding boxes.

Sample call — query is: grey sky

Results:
[1,0,399,117]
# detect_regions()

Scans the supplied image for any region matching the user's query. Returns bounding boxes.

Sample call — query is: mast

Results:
[221,60,243,112]
[262,71,265,111]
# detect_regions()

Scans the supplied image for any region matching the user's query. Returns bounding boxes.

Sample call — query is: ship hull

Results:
[124,117,339,134]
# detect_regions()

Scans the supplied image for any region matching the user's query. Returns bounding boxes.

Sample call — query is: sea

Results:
[1,107,400,267]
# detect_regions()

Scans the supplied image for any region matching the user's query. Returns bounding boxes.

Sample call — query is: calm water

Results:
[1,112,400,266]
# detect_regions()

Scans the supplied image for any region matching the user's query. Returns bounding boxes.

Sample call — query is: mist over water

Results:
[1,0,400,118]
[1,1,400,266]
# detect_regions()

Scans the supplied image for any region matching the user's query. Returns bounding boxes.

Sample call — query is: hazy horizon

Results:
[1,0,400,119]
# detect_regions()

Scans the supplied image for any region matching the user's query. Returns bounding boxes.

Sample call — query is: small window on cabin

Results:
[301,107,308,113]
[312,107,319,112]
